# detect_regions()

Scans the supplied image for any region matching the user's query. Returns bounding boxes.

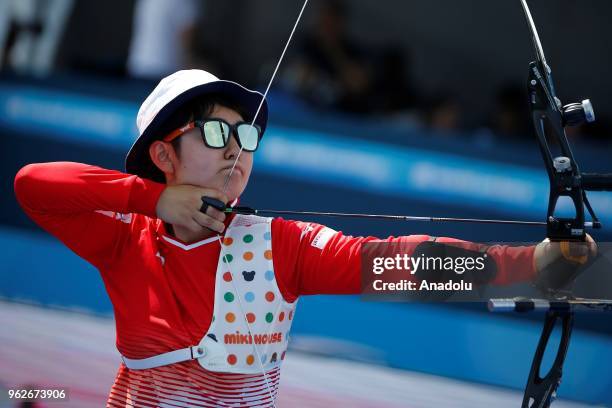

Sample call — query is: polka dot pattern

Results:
[202,217,296,373]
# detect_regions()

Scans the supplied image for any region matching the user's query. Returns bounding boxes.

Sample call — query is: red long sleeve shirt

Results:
[14,162,537,407]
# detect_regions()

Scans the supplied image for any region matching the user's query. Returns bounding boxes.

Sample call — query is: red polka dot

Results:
[227,354,237,365]
[225,313,235,323]
[289,311,293,320]
[265,292,275,302]
[278,312,285,322]
[243,251,254,261]
[264,250,273,260]
[246,313,256,323]
[223,272,232,282]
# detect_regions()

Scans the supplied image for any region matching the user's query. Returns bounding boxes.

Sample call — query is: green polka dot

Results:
[265,313,274,323]
[222,254,233,263]
[243,234,254,243]
[224,292,234,302]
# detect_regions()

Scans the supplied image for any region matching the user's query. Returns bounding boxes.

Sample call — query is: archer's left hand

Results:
[534,234,598,291]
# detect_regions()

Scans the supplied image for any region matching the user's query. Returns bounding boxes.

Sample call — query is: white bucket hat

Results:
[125,69,268,182]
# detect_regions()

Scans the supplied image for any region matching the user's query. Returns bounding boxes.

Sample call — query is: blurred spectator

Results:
[127,0,201,79]
[0,0,73,75]
[370,46,420,117]
[488,82,531,139]
[424,93,462,132]
[281,0,373,113]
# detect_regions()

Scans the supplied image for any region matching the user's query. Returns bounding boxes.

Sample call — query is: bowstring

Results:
[215,1,309,405]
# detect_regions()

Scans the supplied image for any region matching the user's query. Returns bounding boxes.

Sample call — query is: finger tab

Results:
[201,196,226,213]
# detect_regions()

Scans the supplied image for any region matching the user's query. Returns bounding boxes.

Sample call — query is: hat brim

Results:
[125,80,268,182]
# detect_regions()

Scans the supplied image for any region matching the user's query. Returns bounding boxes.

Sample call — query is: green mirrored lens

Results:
[237,124,260,151]
[203,121,229,147]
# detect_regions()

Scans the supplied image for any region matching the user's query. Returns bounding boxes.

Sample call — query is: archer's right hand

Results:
[156,185,228,234]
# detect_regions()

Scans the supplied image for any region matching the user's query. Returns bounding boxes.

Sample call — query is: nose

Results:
[224,130,241,160]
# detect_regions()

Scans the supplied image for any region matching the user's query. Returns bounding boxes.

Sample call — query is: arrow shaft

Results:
[226,207,547,226]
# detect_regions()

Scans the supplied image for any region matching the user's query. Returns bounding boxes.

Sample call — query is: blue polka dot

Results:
[263,231,271,240]
[245,292,255,302]
[265,270,274,281]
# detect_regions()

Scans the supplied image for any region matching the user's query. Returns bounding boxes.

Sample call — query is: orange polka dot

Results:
[246,313,256,323]
[243,251,254,261]
[246,355,255,365]
[223,272,232,282]
[223,237,233,246]
[225,313,235,323]
[264,250,273,260]
[279,312,285,322]
[265,292,275,302]
[227,354,237,365]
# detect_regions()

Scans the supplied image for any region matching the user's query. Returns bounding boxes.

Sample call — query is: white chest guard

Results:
[121,214,298,374]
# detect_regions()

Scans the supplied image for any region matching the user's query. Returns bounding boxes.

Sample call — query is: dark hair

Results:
[159,94,251,158]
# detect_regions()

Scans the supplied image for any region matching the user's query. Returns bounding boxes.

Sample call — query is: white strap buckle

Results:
[122,345,206,370]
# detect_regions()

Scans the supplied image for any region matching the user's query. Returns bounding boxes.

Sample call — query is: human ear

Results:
[149,141,176,175]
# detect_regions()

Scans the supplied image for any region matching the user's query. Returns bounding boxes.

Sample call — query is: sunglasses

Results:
[163,118,262,152]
